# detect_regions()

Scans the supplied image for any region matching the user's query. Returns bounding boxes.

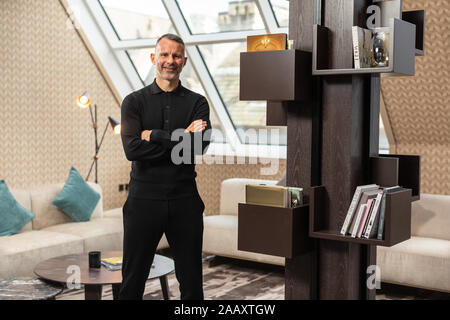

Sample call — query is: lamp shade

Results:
[108,116,120,135]
[77,91,90,108]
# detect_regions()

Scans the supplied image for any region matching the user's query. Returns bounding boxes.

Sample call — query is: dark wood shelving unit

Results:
[236,0,425,300]
[266,101,288,126]
[402,10,426,56]
[309,186,412,247]
[238,203,311,259]
[371,154,421,201]
[240,49,312,101]
[312,18,416,76]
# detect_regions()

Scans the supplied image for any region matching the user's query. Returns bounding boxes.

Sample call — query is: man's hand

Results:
[141,130,152,141]
[185,120,207,133]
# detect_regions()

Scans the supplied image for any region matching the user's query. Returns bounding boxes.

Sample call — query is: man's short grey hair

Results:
[156,33,185,48]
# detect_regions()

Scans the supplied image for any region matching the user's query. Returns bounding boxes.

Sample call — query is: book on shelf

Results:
[356,198,375,238]
[362,191,384,239]
[351,204,367,238]
[245,184,303,208]
[377,186,404,240]
[340,184,379,235]
[347,188,381,236]
[352,26,374,69]
[288,187,303,208]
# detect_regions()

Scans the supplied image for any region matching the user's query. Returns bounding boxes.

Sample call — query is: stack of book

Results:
[101,257,122,271]
[340,185,403,240]
[101,257,156,272]
[245,184,303,208]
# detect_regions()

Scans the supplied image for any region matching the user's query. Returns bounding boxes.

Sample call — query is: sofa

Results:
[0,182,168,278]
[204,178,450,293]
[377,193,450,293]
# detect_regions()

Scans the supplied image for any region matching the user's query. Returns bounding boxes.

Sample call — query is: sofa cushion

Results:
[220,178,278,216]
[411,194,450,241]
[0,181,35,236]
[9,188,33,233]
[0,230,84,278]
[30,182,103,230]
[103,207,123,219]
[42,218,123,252]
[203,214,284,266]
[52,167,101,222]
[377,236,450,292]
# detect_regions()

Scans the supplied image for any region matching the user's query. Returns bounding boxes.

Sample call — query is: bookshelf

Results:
[370,154,421,201]
[238,203,311,258]
[309,185,412,247]
[240,49,312,101]
[312,18,416,76]
[236,0,424,300]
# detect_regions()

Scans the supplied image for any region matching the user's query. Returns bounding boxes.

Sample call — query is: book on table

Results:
[101,257,122,271]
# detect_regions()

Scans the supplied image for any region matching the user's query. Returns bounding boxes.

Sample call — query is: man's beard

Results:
[158,65,181,81]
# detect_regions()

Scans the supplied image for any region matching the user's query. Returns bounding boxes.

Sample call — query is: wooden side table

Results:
[34,251,174,300]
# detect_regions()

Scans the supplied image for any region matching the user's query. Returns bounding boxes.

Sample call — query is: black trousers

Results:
[118,193,205,300]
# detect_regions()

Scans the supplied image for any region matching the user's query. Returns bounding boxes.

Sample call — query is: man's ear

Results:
[183,56,188,67]
[150,52,156,64]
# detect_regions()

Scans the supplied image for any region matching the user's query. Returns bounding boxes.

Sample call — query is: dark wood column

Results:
[286,0,380,299]
[285,0,319,300]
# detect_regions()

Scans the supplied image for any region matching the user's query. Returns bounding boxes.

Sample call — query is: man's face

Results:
[151,38,187,82]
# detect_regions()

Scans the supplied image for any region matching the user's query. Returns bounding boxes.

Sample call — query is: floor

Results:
[57,254,450,300]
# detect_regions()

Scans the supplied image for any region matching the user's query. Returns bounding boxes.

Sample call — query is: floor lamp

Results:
[77,91,120,183]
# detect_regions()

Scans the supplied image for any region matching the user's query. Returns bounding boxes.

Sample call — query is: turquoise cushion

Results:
[52,167,101,222]
[0,180,35,236]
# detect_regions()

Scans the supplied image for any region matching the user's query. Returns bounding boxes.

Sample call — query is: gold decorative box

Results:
[247,33,287,52]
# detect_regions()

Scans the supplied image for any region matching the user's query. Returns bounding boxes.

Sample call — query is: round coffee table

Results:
[34,251,174,300]
[0,277,63,300]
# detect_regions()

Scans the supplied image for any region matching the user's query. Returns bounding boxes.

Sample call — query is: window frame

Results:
[67,0,389,159]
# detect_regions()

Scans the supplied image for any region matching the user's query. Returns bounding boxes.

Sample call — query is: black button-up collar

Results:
[150,79,185,96]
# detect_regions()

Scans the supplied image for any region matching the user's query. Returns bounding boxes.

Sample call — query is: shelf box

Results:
[238,203,312,258]
[309,186,411,247]
[402,10,425,56]
[266,101,288,126]
[313,18,416,76]
[240,50,312,101]
[370,154,420,201]
[381,154,421,201]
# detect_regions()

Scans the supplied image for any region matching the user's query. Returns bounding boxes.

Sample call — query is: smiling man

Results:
[119,34,211,300]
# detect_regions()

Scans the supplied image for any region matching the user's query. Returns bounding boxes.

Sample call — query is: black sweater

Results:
[120,80,212,199]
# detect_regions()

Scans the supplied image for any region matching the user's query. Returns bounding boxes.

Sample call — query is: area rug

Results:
[56,255,450,300]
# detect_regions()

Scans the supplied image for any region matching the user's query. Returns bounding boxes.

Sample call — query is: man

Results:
[119,34,211,300]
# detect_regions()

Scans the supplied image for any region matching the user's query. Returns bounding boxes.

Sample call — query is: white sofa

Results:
[204,178,450,293]
[377,193,450,293]
[0,182,168,278]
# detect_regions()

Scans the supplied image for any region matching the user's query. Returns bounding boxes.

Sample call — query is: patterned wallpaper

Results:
[1,0,447,218]
[0,0,128,210]
[0,0,285,213]
[381,0,450,195]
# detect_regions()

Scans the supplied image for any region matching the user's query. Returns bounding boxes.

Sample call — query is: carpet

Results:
[56,254,450,300]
